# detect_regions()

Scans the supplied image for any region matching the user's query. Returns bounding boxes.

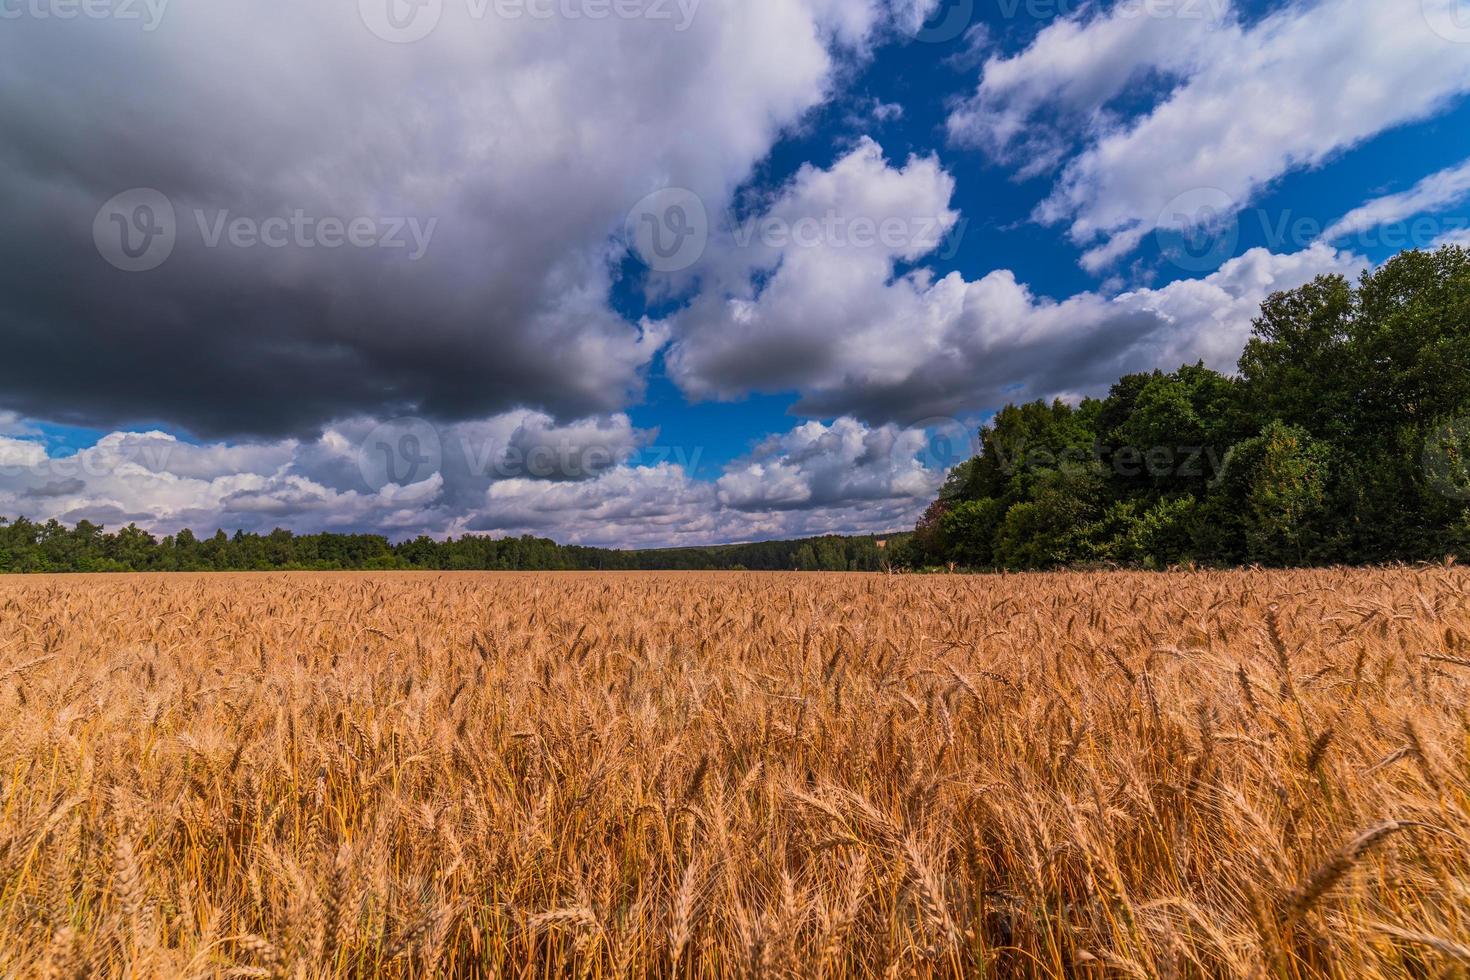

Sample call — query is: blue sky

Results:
[2,0,1469,546]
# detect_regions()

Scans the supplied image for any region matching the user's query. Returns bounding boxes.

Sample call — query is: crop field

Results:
[1,569,1469,978]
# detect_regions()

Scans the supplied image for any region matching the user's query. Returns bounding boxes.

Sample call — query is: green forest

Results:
[0,519,893,574]
[896,245,1470,570]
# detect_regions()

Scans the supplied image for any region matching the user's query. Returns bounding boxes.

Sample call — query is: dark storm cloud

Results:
[0,146,655,438]
[0,224,651,438]
[0,0,893,438]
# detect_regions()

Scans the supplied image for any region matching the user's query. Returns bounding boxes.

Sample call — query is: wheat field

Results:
[1,569,1468,978]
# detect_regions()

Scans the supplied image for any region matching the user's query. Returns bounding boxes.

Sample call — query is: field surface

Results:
[2,569,1469,978]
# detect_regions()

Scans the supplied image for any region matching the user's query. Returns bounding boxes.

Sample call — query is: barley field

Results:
[1,569,1469,978]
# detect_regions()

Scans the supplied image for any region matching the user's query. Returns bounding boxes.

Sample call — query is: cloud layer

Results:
[0,0,904,437]
[0,411,941,548]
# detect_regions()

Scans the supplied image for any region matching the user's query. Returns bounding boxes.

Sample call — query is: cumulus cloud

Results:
[0,412,942,548]
[715,418,944,511]
[664,138,961,410]
[950,0,1470,269]
[661,139,1364,423]
[0,0,909,438]
[476,418,941,546]
[0,411,645,537]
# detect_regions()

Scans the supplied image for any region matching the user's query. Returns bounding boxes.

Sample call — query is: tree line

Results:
[0,519,897,574]
[894,246,1470,570]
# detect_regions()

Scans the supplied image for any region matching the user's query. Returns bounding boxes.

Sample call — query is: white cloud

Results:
[951,0,1470,269]
[716,418,944,511]
[0,437,49,471]
[947,0,1230,176]
[663,139,1364,422]
[1322,158,1470,242]
[0,414,40,439]
[665,138,963,409]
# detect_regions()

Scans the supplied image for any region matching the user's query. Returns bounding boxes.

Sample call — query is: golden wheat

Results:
[0,567,1467,977]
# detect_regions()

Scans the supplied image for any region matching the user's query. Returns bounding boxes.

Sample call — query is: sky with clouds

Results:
[1,0,1468,547]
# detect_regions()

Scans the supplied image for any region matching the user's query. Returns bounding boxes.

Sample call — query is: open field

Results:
[2,569,1469,978]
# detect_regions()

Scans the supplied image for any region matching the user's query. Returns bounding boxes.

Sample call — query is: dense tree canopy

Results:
[899,246,1470,570]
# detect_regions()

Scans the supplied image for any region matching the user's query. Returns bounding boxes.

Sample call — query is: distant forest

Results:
[0,518,898,574]
[895,246,1470,570]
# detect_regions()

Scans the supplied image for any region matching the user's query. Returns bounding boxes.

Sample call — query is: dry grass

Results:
[1,568,1468,978]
